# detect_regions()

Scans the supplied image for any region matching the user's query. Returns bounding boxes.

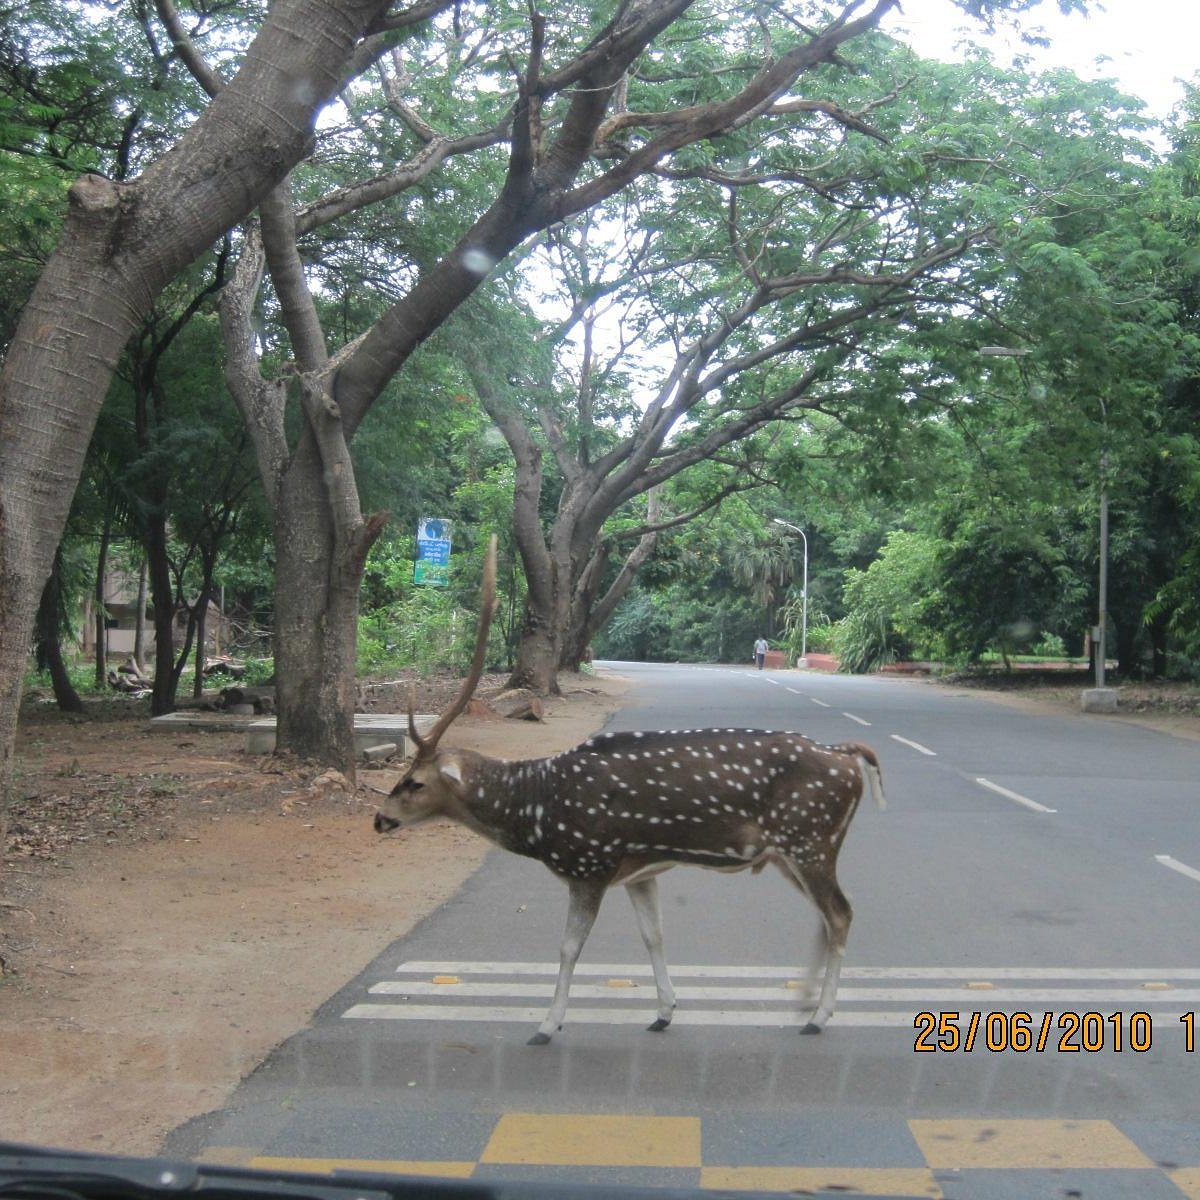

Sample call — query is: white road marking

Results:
[394,961,1200,981]
[341,963,1200,1027]
[1155,854,1200,885]
[890,734,936,756]
[975,777,1057,814]
[343,1004,919,1027]
[810,697,832,708]
[368,980,1200,1004]
[842,712,872,727]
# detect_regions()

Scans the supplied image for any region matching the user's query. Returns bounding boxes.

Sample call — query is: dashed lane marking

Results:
[975,776,1057,814]
[890,734,937,756]
[1156,854,1200,885]
[842,711,872,726]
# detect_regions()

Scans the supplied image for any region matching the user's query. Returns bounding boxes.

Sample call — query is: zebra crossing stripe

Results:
[342,1004,917,1026]
[390,961,1200,981]
[340,962,1200,1027]
[366,980,1200,1004]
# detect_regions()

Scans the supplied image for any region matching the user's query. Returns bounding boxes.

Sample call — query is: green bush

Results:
[833,530,944,672]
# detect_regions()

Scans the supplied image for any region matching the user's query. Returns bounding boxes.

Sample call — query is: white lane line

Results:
[1156,854,1200,885]
[369,981,1200,1003]
[810,697,832,708]
[975,777,1057,814]
[395,961,1200,981]
[343,1005,918,1027]
[890,734,936,756]
[842,711,872,727]
[785,687,804,695]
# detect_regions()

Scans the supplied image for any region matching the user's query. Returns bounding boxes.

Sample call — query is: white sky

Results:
[881,0,1197,121]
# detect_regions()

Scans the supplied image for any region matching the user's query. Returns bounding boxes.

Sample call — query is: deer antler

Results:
[409,534,498,756]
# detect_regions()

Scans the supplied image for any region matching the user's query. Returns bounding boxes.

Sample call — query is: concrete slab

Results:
[244,713,438,756]
[1081,688,1120,713]
[149,711,437,757]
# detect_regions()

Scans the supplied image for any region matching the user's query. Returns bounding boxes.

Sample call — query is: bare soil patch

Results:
[0,669,628,1157]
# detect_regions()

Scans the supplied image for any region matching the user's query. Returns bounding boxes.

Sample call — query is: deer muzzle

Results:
[374,811,401,834]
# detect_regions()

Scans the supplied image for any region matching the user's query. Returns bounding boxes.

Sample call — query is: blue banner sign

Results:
[415,517,452,586]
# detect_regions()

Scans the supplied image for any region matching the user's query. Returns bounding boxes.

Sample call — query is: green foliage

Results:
[358,533,510,675]
[833,531,944,673]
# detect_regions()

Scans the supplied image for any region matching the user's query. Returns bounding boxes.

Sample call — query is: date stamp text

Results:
[914,1010,1198,1053]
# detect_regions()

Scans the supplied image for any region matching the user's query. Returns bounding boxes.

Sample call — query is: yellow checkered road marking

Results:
[701,1166,942,1196]
[201,1115,1197,1195]
[482,1113,701,1168]
[908,1118,1155,1170]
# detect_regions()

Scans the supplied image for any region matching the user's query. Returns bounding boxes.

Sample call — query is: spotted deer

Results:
[374,537,884,1044]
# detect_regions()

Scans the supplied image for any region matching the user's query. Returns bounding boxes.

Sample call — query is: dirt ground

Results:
[0,669,630,1158]
[2,666,1197,1160]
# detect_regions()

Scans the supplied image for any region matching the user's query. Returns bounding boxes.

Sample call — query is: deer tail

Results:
[837,742,886,811]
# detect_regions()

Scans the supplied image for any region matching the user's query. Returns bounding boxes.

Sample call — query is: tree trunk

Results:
[1150,611,1169,679]
[272,437,385,777]
[94,519,112,690]
[510,611,564,696]
[35,547,84,714]
[133,555,149,675]
[145,511,177,716]
[193,591,209,700]
[0,0,395,876]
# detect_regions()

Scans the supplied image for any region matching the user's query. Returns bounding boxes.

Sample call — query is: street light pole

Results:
[1097,451,1108,690]
[773,519,808,666]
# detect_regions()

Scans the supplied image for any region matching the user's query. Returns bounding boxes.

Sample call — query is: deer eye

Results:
[402,778,424,792]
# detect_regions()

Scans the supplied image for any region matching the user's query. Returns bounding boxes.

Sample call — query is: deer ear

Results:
[439,759,464,785]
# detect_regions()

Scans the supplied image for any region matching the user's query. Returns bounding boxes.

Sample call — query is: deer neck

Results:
[446,750,559,857]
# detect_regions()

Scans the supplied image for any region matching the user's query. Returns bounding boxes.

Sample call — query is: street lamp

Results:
[773,519,808,666]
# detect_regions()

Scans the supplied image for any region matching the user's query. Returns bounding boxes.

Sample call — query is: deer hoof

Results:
[800,1021,823,1035]
[527,1031,553,1046]
[646,1017,671,1032]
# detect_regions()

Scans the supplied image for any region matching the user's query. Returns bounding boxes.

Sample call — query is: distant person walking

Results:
[754,636,769,670]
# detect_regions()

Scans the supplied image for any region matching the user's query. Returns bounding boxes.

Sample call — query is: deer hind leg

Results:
[776,859,853,1034]
[530,878,607,1046]
[625,877,677,1031]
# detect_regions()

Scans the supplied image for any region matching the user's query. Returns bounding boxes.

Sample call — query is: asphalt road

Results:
[168,664,1200,1198]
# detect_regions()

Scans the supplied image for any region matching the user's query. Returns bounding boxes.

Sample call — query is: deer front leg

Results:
[529,878,607,1046]
[798,873,853,1035]
[625,877,677,1031]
